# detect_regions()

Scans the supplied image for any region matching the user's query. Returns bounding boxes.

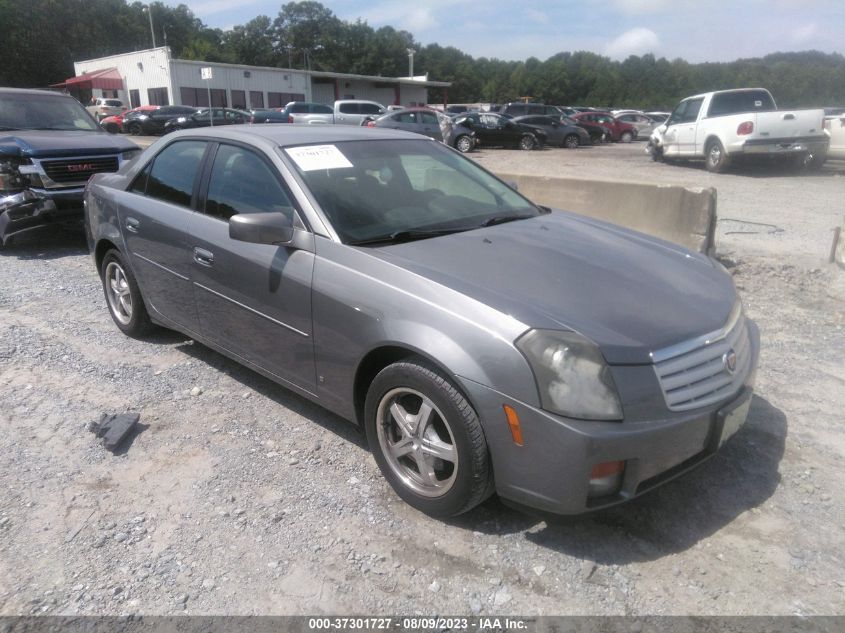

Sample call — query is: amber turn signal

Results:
[503,404,524,446]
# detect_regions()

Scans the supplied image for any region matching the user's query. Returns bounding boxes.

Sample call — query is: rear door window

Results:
[360,103,382,115]
[339,103,359,114]
[145,141,207,208]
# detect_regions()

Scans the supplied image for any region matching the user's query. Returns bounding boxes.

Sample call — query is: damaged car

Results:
[0,88,139,245]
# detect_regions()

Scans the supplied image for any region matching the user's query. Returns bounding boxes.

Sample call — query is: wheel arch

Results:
[352,343,482,429]
[94,238,121,274]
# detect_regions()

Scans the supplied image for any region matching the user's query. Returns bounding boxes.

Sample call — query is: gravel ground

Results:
[0,141,843,617]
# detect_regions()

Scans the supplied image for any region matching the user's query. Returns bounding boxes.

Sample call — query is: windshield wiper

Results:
[348,227,472,246]
[479,213,537,227]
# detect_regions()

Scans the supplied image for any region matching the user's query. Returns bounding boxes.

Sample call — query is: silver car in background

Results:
[85,126,759,518]
[368,107,477,152]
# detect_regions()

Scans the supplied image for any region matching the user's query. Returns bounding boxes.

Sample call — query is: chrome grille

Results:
[39,155,119,184]
[653,305,751,412]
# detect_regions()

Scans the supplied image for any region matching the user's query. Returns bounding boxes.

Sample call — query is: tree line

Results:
[1,0,843,109]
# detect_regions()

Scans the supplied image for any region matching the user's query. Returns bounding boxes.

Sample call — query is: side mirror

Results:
[229,212,294,245]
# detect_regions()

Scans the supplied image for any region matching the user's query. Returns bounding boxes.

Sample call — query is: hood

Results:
[368,211,736,364]
[0,130,138,158]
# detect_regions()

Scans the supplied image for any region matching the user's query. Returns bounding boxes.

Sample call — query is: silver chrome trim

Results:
[193,282,310,338]
[652,303,751,412]
[132,252,189,281]
[650,301,742,363]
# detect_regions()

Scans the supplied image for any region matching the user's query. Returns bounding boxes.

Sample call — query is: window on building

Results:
[129,89,140,109]
[249,91,264,109]
[268,92,284,108]
[180,87,209,107]
[210,89,227,107]
[231,90,246,109]
[147,87,169,106]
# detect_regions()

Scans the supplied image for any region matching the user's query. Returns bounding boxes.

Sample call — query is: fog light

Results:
[588,460,625,498]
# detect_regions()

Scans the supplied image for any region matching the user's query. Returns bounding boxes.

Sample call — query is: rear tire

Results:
[364,360,493,517]
[620,131,633,143]
[705,139,731,173]
[100,249,153,338]
[518,134,536,151]
[563,134,580,149]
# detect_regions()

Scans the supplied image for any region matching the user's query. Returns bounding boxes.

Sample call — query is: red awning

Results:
[52,68,124,91]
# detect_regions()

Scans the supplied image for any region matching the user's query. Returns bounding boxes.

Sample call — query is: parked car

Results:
[453,112,545,150]
[100,105,160,134]
[249,110,290,124]
[616,112,659,137]
[571,112,637,142]
[510,115,591,148]
[823,113,845,160]
[0,87,139,245]
[86,97,127,122]
[85,125,759,517]
[163,108,250,133]
[444,105,470,115]
[498,102,563,118]
[278,101,334,123]
[562,115,609,144]
[645,111,670,124]
[648,88,828,172]
[288,100,386,126]
[123,105,198,135]
[368,108,476,152]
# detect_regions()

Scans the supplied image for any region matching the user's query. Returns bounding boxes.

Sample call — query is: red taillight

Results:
[249,116,255,123]
[288,115,294,123]
[737,121,754,135]
[367,121,376,127]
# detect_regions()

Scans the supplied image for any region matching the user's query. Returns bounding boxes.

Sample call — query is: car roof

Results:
[0,87,74,98]
[168,124,422,148]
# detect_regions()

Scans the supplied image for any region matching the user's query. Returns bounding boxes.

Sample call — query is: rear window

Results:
[360,103,382,115]
[104,100,123,107]
[708,91,776,117]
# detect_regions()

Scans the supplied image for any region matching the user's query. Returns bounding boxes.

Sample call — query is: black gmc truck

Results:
[0,88,140,245]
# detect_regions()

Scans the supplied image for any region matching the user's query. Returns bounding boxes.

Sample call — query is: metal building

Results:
[57,47,449,110]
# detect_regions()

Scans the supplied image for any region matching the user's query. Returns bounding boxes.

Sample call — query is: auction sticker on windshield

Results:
[286,145,353,171]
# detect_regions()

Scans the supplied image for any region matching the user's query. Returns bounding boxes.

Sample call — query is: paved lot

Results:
[0,140,843,616]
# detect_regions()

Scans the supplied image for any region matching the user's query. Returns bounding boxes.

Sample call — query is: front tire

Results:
[455,135,473,153]
[705,139,731,173]
[364,360,493,517]
[563,134,580,149]
[620,131,633,143]
[100,249,152,337]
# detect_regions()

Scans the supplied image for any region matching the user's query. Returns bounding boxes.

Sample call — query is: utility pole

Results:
[406,48,415,78]
[143,5,156,48]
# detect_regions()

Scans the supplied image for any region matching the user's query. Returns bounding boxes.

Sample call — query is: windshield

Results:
[0,92,100,131]
[285,139,541,244]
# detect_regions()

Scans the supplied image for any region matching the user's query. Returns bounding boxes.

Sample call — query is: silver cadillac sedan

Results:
[85,126,759,517]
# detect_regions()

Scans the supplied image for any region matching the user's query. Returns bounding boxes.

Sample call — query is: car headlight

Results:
[121,149,141,162]
[516,329,623,420]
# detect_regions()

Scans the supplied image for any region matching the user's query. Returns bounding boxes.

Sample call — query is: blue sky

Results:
[169,0,844,64]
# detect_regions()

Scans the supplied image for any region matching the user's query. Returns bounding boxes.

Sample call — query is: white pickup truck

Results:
[288,99,386,126]
[648,88,828,172]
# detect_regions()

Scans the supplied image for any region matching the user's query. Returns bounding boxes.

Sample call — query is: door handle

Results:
[193,247,214,266]
[125,217,140,233]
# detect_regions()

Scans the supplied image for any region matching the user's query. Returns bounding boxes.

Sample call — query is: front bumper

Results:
[458,320,760,515]
[0,187,84,244]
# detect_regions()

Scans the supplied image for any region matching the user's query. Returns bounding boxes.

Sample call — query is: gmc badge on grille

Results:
[68,163,95,172]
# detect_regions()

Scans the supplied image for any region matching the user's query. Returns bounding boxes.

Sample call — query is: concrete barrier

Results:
[494,172,718,255]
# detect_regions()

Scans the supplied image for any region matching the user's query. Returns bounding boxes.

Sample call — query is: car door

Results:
[188,142,316,391]
[418,111,443,140]
[116,139,209,334]
[676,97,704,155]
[662,101,689,156]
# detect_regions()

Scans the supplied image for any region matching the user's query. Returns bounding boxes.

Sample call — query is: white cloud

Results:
[611,0,672,14]
[399,8,439,32]
[526,9,549,24]
[790,22,818,43]
[605,27,660,58]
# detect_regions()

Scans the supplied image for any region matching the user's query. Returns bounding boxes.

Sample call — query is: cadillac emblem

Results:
[723,349,737,374]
